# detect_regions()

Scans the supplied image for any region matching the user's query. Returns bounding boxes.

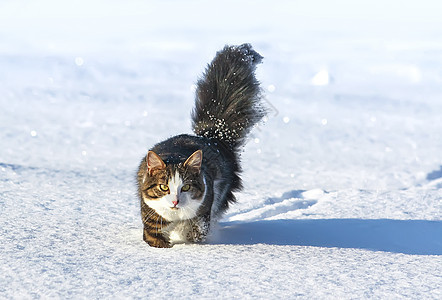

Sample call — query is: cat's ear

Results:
[147,151,166,175]
[184,150,202,173]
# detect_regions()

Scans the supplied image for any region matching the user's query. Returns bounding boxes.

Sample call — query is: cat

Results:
[137,44,266,248]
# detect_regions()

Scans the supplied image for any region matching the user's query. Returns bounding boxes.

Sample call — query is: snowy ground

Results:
[1,0,442,298]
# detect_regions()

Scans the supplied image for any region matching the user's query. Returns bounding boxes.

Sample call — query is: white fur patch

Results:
[169,230,183,243]
[168,223,189,243]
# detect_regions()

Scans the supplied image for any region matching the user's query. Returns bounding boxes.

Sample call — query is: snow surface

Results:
[1,0,442,298]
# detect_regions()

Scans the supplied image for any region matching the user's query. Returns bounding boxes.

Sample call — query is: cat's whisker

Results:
[181,210,196,241]
[184,209,193,222]
[142,211,153,221]
[142,209,158,223]
[146,213,153,223]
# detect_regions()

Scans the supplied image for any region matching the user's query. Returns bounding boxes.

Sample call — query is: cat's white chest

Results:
[167,222,190,244]
[169,230,185,243]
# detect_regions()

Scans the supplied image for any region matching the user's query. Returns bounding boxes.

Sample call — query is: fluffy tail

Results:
[191,44,266,149]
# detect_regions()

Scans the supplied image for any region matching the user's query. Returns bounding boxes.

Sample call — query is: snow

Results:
[1,0,442,298]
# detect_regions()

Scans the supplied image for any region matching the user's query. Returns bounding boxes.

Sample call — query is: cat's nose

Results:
[172,200,179,206]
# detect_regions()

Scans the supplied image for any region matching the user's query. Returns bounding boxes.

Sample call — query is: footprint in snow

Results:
[229,189,323,222]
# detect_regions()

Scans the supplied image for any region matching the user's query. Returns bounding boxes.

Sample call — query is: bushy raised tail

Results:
[191,44,266,149]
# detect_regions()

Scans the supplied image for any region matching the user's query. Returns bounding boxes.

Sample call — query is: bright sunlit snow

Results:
[1,0,442,298]
[311,69,330,86]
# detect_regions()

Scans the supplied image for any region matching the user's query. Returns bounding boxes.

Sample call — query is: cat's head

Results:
[139,150,205,221]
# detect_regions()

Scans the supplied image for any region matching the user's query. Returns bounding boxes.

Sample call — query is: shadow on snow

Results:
[427,165,442,181]
[212,219,442,255]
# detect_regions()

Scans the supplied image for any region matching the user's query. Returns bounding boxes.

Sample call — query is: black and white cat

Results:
[137,44,266,248]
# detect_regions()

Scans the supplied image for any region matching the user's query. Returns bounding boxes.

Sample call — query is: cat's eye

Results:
[159,184,169,192]
[181,184,191,192]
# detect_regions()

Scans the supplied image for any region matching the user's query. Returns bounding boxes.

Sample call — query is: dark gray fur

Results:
[192,44,266,150]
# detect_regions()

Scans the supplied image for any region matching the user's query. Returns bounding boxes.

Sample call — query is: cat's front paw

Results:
[186,216,210,243]
[186,231,206,243]
[148,239,172,248]
[143,229,172,248]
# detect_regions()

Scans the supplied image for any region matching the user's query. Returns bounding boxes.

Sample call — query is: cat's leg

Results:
[186,214,210,243]
[141,204,171,248]
[143,226,171,248]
